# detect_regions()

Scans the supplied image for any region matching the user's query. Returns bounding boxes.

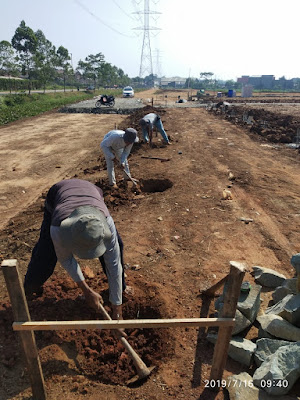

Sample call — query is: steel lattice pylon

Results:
[133,0,160,78]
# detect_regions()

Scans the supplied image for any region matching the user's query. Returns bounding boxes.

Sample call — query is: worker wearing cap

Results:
[24,179,126,319]
[100,128,139,189]
[139,113,170,145]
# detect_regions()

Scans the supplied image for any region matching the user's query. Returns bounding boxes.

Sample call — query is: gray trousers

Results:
[102,147,130,185]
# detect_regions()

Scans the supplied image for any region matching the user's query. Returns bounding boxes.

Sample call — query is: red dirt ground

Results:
[0,89,300,399]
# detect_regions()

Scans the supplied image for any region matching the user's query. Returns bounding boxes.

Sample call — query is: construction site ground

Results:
[0,89,300,400]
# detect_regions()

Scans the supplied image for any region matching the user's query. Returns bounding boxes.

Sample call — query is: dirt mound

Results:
[210,105,300,143]
[226,98,300,104]
[0,273,174,386]
[118,105,167,134]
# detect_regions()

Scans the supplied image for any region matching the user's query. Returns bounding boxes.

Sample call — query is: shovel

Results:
[97,302,155,384]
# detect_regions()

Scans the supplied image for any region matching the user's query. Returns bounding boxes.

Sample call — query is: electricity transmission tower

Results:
[154,48,162,77]
[133,0,161,78]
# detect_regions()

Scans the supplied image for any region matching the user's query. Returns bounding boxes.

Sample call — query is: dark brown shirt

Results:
[46,179,110,226]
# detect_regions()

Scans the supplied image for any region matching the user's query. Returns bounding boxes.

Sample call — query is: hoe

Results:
[98,302,155,385]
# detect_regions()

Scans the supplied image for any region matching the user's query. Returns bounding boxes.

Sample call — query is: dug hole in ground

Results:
[0,89,299,399]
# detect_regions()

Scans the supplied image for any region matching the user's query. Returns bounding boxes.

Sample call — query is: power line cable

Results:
[74,0,134,38]
[112,0,135,21]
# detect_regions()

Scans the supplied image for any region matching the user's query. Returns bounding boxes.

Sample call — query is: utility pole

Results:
[133,0,161,78]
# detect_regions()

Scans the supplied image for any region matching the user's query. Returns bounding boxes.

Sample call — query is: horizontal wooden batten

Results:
[13,317,235,331]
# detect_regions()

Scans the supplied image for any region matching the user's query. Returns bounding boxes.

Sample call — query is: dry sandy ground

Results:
[0,112,124,230]
[0,89,300,399]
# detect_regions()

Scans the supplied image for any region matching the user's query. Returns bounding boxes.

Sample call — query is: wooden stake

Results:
[209,261,246,383]
[201,275,228,297]
[13,317,235,331]
[1,259,47,400]
[141,156,171,161]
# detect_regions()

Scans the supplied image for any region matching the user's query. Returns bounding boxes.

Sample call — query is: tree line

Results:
[0,20,131,93]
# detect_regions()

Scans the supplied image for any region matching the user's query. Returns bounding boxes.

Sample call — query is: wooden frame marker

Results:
[209,261,246,382]
[13,317,234,331]
[1,259,47,400]
[2,259,244,397]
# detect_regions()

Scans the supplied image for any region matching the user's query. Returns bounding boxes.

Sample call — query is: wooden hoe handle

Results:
[122,168,138,186]
[98,303,150,379]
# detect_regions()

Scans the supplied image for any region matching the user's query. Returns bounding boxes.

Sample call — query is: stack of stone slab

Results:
[207,261,300,397]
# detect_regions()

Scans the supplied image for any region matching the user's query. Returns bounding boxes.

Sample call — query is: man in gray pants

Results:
[100,128,138,188]
[24,179,126,320]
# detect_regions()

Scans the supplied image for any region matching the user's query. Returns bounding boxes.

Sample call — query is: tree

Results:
[144,74,157,87]
[200,72,213,79]
[0,41,18,77]
[199,72,214,89]
[12,20,38,93]
[131,76,144,85]
[77,53,105,87]
[225,80,236,89]
[116,67,130,87]
[33,29,56,92]
[99,62,114,87]
[56,46,71,91]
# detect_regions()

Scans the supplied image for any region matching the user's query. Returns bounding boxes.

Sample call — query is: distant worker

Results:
[139,113,171,146]
[215,101,231,112]
[176,95,186,104]
[100,128,139,189]
[24,179,127,320]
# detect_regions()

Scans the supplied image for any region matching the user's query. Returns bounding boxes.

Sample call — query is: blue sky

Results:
[1,0,299,80]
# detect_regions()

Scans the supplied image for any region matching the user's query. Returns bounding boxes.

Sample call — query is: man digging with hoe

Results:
[100,128,139,189]
[24,178,154,382]
[24,178,126,320]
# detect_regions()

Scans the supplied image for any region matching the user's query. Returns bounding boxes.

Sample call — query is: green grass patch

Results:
[0,91,97,125]
[0,88,149,125]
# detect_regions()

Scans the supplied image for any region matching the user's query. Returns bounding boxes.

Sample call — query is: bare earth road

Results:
[0,89,299,399]
[0,112,124,229]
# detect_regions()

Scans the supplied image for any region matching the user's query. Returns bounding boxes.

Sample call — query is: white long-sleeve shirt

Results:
[100,130,135,164]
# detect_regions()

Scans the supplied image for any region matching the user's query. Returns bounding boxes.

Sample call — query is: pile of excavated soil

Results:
[0,272,174,386]
[117,104,167,134]
[211,105,300,144]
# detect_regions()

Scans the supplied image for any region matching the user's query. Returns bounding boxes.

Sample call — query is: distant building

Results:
[237,75,275,89]
[238,76,250,85]
[160,77,186,88]
[261,75,275,89]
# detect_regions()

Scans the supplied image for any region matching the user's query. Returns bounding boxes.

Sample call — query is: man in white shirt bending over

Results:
[100,128,139,189]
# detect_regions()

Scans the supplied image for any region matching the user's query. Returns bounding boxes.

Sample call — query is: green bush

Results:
[4,93,27,106]
[0,78,40,91]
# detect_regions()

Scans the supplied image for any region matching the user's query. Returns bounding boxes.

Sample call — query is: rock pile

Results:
[207,257,300,397]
